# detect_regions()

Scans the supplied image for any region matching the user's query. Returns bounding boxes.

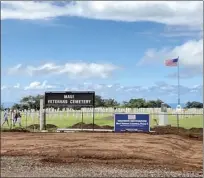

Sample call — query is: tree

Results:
[185,101,192,108]
[185,101,203,108]
[146,100,157,108]
[121,98,171,108]
[12,103,22,110]
[13,94,107,110]
[125,98,147,108]
[121,101,129,108]
[15,94,204,110]
[19,94,44,110]
[104,99,120,107]
[1,104,4,110]
[95,95,105,107]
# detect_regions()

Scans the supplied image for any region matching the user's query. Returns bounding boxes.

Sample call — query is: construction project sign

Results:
[114,113,150,132]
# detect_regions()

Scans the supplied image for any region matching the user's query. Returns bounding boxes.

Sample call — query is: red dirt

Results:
[71,122,114,130]
[1,132,202,171]
[71,123,203,141]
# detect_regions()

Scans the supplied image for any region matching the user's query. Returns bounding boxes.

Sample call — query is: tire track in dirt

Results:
[1,132,202,171]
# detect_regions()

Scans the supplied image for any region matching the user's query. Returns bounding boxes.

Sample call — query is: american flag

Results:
[165,58,179,66]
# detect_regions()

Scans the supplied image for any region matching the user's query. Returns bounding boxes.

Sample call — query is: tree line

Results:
[1,94,203,110]
[185,101,203,109]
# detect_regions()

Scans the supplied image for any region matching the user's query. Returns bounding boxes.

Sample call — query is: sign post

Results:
[114,113,150,132]
[40,99,45,131]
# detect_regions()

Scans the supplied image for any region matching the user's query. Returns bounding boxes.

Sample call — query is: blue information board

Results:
[114,113,150,132]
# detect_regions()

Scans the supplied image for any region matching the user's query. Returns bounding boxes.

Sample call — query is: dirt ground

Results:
[1,132,203,173]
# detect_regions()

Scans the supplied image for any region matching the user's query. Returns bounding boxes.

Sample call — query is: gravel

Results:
[1,156,203,177]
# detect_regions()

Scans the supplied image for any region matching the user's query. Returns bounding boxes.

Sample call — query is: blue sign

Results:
[114,113,150,132]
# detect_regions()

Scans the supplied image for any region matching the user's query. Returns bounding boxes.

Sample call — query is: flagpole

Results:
[177,56,180,106]
[177,56,180,131]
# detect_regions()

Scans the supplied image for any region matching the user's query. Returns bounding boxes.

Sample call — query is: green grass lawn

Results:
[1,112,203,129]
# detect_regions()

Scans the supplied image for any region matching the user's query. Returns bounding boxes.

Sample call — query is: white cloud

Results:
[1,84,21,90]
[24,81,56,90]
[172,40,203,67]
[138,39,203,77]
[8,64,23,75]
[160,30,202,38]
[61,82,202,97]
[189,84,203,93]
[1,85,7,90]
[26,63,61,76]
[139,26,202,39]
[9,62,118,79]
[1,1,203,28]
[160,25,203,38]
[30,82,203,103]
[20,81,201,95]
[1,81,202,103]
[14,83,20,89]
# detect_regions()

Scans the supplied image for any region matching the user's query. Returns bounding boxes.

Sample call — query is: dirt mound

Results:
[1,127,30,132]
[151,126,203,141]
[152,125,183,134]
[189,127,203,134]
[71,122,102,129]
[27,124,58,130]
[71,122,114,130]
[70,122,202,140]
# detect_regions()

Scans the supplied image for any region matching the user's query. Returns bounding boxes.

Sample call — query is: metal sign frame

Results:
[44,91,95,108]
[114,113,150,132]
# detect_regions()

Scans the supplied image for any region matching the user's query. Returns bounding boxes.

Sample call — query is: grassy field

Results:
[1,112,203,130]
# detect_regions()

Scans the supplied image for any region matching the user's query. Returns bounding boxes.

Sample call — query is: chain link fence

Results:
[1,110,203,132]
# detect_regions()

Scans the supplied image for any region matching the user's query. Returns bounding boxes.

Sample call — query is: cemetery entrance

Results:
[44,91,95,130]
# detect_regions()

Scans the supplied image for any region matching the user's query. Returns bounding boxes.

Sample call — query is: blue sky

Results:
[1,1,203,104]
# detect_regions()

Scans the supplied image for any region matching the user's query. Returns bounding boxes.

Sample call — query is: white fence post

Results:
[40,99,45,131]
